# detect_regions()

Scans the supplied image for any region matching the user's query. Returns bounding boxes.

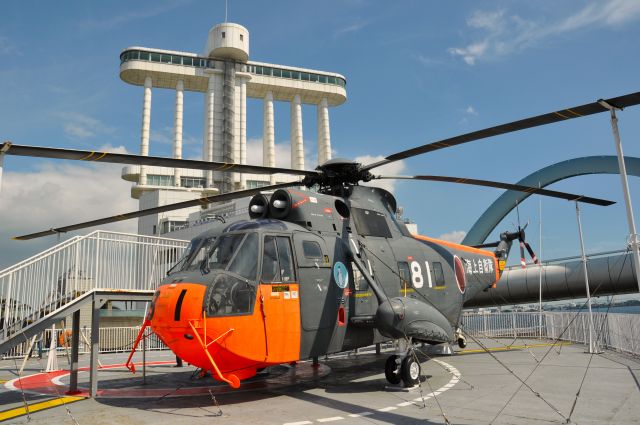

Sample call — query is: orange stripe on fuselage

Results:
[412,234,500,283]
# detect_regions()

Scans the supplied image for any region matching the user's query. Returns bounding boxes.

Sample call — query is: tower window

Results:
[240,34,244,41]
[222,31,226,38]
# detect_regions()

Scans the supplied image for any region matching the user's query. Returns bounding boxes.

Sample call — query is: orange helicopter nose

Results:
[149,282,268,385]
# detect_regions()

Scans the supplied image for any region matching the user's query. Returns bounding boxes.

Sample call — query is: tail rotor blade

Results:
[520,241,527,269]
[525,242,539,265]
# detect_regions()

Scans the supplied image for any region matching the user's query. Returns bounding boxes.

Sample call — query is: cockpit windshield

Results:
[205,234,246,273]
[201,233,260,317]
[180,237,217,272]
[181,232,258,280]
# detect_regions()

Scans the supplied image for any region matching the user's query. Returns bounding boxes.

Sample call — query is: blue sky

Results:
[1,0,640,270]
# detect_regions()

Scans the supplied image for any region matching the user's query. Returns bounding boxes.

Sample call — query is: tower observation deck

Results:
[118,22,347,236]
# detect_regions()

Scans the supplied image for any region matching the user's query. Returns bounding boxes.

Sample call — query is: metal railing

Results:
[461,311,640,356]
[0,231,189,340]
[2,326,167,359]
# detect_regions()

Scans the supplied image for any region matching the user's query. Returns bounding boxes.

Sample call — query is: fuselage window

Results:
[398,261,411,290]
[351,207,392,238]
[261,235,296,283]
[432,262,445,287]
[302,240,323,259]
[351,263,368,291]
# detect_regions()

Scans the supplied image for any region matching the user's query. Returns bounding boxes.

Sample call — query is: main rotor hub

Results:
[303,158,374,191]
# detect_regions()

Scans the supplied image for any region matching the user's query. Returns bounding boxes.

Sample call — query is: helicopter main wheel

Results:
[384,355,402,385]
[401,355,421,387]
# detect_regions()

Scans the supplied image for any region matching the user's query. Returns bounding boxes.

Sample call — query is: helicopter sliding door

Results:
[293,232,339,359]
[259,234,301,363]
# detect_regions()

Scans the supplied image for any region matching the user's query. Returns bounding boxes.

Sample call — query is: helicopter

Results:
[1,91,638,388]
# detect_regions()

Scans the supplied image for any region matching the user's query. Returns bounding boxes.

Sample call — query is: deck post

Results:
[89,296,102,397]
[68,310,80,393]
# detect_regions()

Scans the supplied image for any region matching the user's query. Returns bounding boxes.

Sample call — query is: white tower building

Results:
[119,22,347,236]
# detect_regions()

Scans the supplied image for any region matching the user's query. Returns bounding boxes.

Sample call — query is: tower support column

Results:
[263,91,276,184]
[173,80,184,187]
[139,76,152,186]
[205,77,215,187]
[291,94,304,170]
[239,77,247,189]
[317,97,331,165]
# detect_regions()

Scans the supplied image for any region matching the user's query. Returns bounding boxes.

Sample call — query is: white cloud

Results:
[438,230,467,243]
[79,0,192,30]
[0,162,137,268]
[449,1,640,65]
[354,155,406,193]
[245,137,318,169]
[334,18,371,38]
[466,106,478,116]
[150,126,199,150]
[56,112,115,140]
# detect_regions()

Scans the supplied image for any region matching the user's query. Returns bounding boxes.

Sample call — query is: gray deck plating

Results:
[1,339,638,424]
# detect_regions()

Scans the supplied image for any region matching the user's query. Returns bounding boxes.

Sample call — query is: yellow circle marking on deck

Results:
[458,341,572,354]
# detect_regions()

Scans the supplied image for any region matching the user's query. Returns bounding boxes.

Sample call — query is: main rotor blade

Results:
[363,92,640,171]
[13,181,300,240]
[0,142,319,177]
[375,175,615,206]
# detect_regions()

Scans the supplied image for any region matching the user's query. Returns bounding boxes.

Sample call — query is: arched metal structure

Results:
[463,156,640,246]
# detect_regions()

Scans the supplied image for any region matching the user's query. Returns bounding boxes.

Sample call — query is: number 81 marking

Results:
[410,261,433,289]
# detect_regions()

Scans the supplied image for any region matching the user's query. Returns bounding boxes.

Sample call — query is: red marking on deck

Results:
[5,360,330,398]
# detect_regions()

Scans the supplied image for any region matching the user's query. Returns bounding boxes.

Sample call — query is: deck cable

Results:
[566,251,628,422]
[22,331,81,425]
[11,355,31,421]
[357,245,453,422]
[461,330,568,424]
[403,335,451,425]
[414,346,475,390]
[476,249,630,424]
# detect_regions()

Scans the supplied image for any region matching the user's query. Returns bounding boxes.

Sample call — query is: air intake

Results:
[248,194,270,219]
[269,189,292,219]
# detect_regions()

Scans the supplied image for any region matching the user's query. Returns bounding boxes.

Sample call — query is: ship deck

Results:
[1,338,638,424]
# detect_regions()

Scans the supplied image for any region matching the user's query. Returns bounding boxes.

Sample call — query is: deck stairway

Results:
[0,231,189,356]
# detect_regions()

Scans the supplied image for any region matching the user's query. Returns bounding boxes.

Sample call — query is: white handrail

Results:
[0,231,189,342]
[461,311,640,356]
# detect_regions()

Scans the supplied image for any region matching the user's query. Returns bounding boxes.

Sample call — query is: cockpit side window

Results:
[262,236,280,282]
[261,235,296,283]
[277,236,295,282]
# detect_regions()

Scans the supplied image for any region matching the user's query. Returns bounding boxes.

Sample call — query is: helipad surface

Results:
[1,339,638,424]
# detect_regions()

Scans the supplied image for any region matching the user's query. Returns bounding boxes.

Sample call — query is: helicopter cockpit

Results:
[164,219,297,318]
[189,232,259,317]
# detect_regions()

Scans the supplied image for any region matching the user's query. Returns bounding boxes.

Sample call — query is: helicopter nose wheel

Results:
[457,336,467,349]
[385,354,421,387]
[455,327,467,349]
